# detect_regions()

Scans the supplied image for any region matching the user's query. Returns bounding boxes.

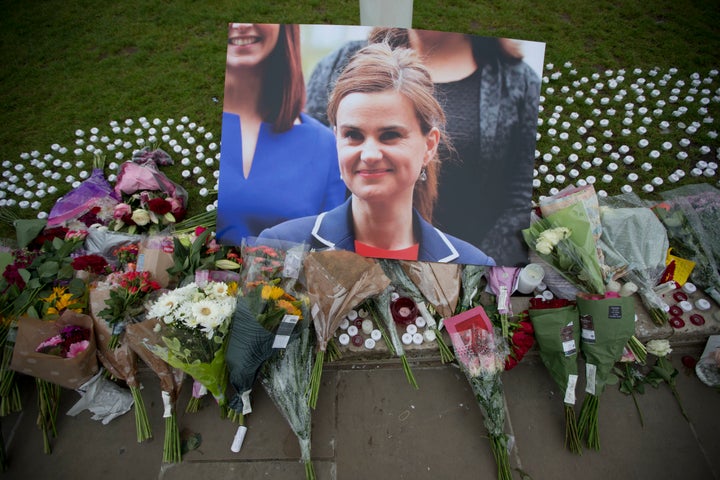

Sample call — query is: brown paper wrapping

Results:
[10,310,99,389]
[125,318,184,402]
[399,261,461,318]
[303,250,391,351]
[89,287,140,388]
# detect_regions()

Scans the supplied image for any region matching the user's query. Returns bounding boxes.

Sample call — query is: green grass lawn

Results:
[1,0,719,234]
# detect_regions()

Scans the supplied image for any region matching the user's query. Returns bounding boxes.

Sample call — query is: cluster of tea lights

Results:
[535,64,719,199]
[0,116,221,214]
[336,292,435,351]
[662,281,713,329]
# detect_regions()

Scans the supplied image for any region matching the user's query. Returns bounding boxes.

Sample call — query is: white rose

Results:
[131,208,151,226]
[646,339,672,357]
[536,239,554,255]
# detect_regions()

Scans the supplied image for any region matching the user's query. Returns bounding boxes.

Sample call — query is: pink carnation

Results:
[67,340,90,358]
[113,203,132,219]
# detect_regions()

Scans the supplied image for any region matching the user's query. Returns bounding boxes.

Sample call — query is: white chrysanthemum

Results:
[204,281,228,298]
[192,299,223,331]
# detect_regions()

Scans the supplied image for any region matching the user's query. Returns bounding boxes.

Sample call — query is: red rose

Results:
[72,254,109,274]
[148,198,172,215]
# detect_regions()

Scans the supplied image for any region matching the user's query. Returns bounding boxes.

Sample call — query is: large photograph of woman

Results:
[216,24,544,267]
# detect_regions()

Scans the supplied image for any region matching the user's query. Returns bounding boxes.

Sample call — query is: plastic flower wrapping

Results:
[523,201,606,297]
[445,306,513,480]
[597,193,670,325]
[259,317,316,480]
[226,241,307,417]
[656,184,720,305]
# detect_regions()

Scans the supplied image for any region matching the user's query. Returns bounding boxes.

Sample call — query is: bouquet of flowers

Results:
[166,227,242,287]
[576,294,636,450]
[226,242,306,420]
[89,284,150,442]
[500,311,534,371]
[108,156,188,235]
[598,194,671,325]
[46,152,118,229]
[445,306,512,480]
[97,270,161,348]
[108,190,185,235]
[528,297,582,454]
[522,202,606,297]
[259,317,316,480]
[145,280,238,415]
[113,243,139,271]
[0,226,88,418]
[303,250,390,408]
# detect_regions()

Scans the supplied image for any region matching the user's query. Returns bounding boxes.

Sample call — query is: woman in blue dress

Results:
[216,23,346,245]
[259,43,495,266]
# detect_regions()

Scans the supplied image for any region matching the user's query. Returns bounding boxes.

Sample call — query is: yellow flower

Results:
[43,286,81,315]
[261,285,284,301]
[276,299,301,317]
[227,281,239,297]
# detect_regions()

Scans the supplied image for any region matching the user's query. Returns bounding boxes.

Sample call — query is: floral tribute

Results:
[445,306,513,480]
[146,280,238,414]
[35,324,90,358]
[97,270,161,348]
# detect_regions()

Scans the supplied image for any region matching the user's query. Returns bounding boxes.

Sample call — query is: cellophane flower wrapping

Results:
[597,194,670,324]
[47,167,119,228]
[303,250,390,407]
[259,317,316,480]
[657,184,720,304]
[444,306,512,480]
[145,280,238,409]
[226,240,307,417]
[523,201,606,296]
[527,298,582,453]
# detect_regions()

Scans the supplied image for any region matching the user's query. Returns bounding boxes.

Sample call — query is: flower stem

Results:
[35,379,60,454]
[130,386,152,442]
[432,327,455,363]
[307,350,324,409]
[400,355,418,389]
[185,395,203,413]
[564,404,583,454]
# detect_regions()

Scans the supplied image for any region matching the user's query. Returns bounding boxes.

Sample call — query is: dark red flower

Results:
[72,254,109,274]
[3,263,26,289]
[148,197,172,215]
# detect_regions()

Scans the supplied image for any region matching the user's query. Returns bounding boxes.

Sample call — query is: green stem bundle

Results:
[130,386,152,442]
[307,350,325,409]
[36,378,61,454]
[564,404,582,455]
[490,434,513,480]
[577,394,600,450]
[163,413,181,463]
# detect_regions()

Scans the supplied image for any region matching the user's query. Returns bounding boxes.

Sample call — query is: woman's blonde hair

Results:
[327,42,447,222]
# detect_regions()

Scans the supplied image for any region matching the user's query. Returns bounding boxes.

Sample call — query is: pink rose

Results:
[114,203,132,219]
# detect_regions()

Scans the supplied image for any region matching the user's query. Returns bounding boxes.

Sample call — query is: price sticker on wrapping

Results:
[580,314,596,343]
[272,314,300,349]
[561,323,577,356]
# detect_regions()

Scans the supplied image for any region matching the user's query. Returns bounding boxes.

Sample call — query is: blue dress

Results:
[216,112,347,245]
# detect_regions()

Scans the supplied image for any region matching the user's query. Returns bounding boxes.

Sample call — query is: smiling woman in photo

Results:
[216,23,346,245]
[259,43,494,266]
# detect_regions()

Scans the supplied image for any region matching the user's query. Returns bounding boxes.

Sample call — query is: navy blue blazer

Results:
[258,199,495,266]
